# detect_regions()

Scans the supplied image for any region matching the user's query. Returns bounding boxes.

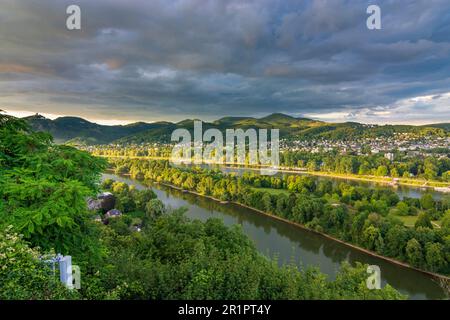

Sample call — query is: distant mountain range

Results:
[23,113,450,145]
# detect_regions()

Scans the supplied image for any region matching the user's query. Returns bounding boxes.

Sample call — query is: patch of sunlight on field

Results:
[397,215,441,228]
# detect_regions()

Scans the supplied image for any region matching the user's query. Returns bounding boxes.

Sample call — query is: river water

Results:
[102,173,447,300]
[181,163,446,200]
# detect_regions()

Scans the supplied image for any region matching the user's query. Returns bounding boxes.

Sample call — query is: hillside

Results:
[426,123,450,131]
[24,113,449,145]
[24,114,156,144]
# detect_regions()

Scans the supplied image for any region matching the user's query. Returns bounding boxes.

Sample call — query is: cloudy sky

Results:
[1,0,450,124]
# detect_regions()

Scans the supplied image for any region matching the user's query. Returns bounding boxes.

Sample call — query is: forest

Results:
[110,158,450,276]
[90,145,450,182]
[0,114,407,299]
[280,150,450,181]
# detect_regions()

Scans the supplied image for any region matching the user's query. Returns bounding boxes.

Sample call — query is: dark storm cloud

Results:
[0,0,449,123]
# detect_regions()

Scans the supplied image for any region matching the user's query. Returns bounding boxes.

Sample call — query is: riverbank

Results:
[224,164,450,190]
[98,155,450,191]
[103,171,449,298]
[152,180,450,285]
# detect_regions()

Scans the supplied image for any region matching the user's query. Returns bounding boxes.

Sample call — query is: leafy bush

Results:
[0,226,77,300]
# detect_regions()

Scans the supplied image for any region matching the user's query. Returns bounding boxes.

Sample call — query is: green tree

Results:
[441,210,450,235]
[134,189,157,211]
[415,212,433,229]
[144,199,165,223]
[262,193,273,213]
[0,113,106,263]
[406,238,423,267]
[424,243,446,272]
[362,225,383,251]
[443,171,450,182]
[306,159,318,171]
[384,225,408,258]
[395,201,409,216]
[423,158,438,180]
[391,168,400,178]
[376,165,388,177]
[420,194,434,210]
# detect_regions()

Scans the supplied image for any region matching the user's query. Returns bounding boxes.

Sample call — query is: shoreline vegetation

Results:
[105,157,450,281]
[97,155,450,190]
[169,184,450,283]
[114,171,450,284]
[1,114,409,300]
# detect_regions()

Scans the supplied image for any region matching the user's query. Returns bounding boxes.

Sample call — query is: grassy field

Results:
[397,215,442,228]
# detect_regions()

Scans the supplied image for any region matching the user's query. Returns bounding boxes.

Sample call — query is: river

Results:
[102,173,447,300]
[179,163,446,200]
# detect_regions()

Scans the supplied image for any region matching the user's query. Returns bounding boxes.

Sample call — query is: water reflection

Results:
[102,173,446,300]
[179,163,444,200]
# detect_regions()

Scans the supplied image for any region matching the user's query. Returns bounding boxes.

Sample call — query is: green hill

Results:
[425,123,450,131]
[25,114,157,144]
[24,113,449,145]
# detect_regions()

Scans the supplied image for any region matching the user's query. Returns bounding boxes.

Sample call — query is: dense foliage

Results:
[0,113,106,264]
[280,150,450,181]
[1,114,408,299]
[90,145,450,182]
[110,158,450,275]
[80,179,404,300]
[0,226,77,299]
